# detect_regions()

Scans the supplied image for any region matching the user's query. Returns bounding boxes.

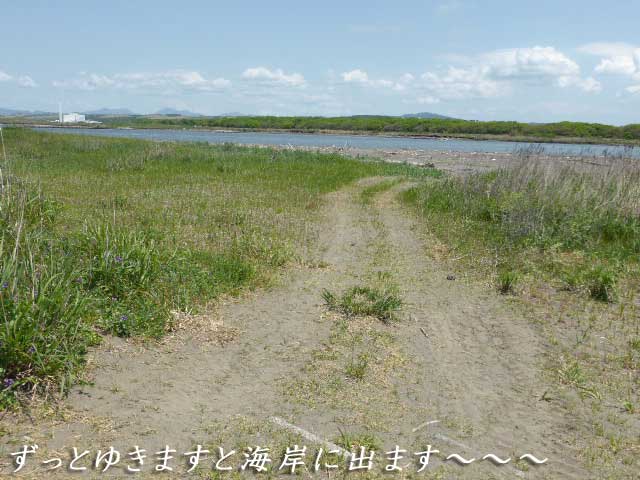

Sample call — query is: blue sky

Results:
[2,0,639,124]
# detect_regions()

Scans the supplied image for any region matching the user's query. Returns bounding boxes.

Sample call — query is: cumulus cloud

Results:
[579,42,640,93]
[420,66,502,100]
[481,46,580,79]
[342,47,596,105]
[241,67,305,87]
[557,75,602,93]
[417,46,599,101]
[341,69,369,84]
[53,70,230,92]
[341,69,414,90]
[0,70,37,88]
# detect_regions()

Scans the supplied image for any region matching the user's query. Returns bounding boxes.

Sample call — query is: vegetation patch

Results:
[101,115,640,144]
[322,286,402,322]
[359,178,403,205]
[401,150,639,302]
[0,128,436,407]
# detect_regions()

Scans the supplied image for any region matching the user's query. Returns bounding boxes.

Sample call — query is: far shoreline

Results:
[5,121,640,148]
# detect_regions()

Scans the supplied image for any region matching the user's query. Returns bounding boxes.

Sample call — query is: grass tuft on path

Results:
[323,286,402,322]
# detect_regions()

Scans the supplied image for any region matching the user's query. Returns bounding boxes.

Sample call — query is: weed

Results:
[345,353,369,380]
[584,266,617,303]
[323,286,402,322]
[497,269,519,294]
[335,430,380,451]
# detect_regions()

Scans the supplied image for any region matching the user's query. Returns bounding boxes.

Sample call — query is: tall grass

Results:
[0,174,94,402]
[0,128,437,406]
[403,147,640,299]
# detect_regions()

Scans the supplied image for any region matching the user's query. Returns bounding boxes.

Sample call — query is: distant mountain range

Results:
[2,107,455,120]
[401,112,455,119]
[0,108,53,116]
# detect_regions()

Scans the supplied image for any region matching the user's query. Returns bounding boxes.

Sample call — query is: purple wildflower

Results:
[115,255,123,263]
[120,314,128,321]
[28,345,36,354]
[3,378,14,389]
[1,282,8,289]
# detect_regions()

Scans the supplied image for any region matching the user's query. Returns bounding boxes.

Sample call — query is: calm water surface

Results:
[32,127,640,157]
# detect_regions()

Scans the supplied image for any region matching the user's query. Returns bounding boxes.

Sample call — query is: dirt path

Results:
[1,179,589,478]
[370,184,587,478]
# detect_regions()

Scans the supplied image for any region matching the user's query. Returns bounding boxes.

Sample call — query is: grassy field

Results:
[0,128,438,408]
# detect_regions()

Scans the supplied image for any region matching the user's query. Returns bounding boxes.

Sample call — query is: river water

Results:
[32,126,639,157]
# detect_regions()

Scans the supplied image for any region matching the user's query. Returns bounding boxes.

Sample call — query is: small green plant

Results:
[335,430,380,451]
[558,360,600,399]
[323,286,402,322]
[559,360,587,387]
[345,353,369,380]
[622,401,635,414]
[497,269,519,294]
[584,266,617,303]
[322,289,338,310]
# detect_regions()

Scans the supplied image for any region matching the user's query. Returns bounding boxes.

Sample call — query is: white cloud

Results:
[557,75,602,93]
[341,69,369,84]
[579,42,640,82]
[418,46,597,101]
[579,42,636,58]
[482,46,580,79]
[342,47,594,104]
[53,70,230,92]
[420,66,502,100]
[0,70,37,88]
[579,42,640,94]
[341,69,414,91]
[17,75,38,88]
[242,67,305,87]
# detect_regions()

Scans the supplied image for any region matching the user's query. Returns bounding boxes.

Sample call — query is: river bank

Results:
[2,117,640,147]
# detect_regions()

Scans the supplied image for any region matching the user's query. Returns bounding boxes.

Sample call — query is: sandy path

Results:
[1,179,589,478]
[369,184,587,478]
